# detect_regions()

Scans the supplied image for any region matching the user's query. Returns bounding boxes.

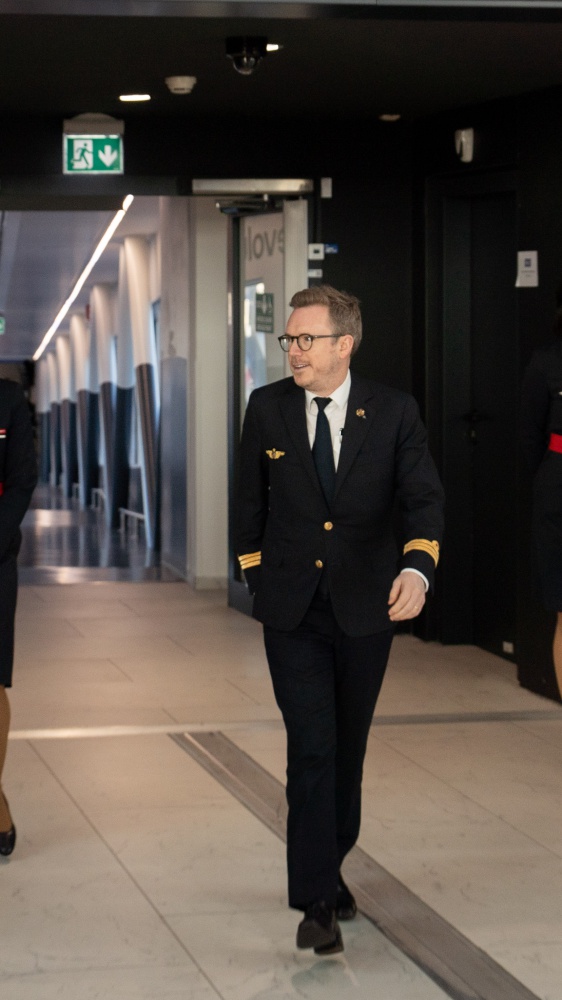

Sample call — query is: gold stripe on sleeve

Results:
[238,552,261,570]
[403,539,440,566]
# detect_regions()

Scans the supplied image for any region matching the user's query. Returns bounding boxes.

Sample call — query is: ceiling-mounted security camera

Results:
[226,37,268,76]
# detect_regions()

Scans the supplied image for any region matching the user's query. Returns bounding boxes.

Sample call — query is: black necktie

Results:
[312,397,336,505]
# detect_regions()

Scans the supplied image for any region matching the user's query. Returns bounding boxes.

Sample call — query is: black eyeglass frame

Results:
[277,333,343,352]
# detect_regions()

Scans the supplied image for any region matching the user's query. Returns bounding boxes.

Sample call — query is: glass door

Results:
[228,200,308,614]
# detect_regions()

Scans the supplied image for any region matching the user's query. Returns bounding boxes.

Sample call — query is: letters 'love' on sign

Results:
[63,135,124,175]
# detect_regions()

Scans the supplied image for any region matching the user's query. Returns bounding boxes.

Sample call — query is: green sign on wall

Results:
[0,316,5,336]
[256,293,274,334]
[63,135,123,175]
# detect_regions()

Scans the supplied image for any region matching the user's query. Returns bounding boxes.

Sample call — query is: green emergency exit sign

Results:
[63,135,123,175]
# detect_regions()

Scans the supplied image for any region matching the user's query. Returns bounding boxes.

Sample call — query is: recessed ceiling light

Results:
[119,93,151,103]
[379,114,401,122]
[266,43,282,52]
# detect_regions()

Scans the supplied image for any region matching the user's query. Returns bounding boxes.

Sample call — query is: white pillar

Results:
[187,197,228,588]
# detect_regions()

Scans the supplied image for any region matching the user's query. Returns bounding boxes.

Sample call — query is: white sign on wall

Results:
[516,251,539,288]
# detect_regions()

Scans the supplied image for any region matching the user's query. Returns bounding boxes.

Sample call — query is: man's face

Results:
[285,304,353,396]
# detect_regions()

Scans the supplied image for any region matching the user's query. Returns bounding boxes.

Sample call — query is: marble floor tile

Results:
[12,657,128,683]
[0,967,222,1000]
[17,616,83,638]
[168,910,449,1000]
[17,598,141,619]
[512,718,562,748]
[377,636,542,716]
[34,734,237,809]
[482,942,562,1000]
[99,802,288,917]
[0,746,193,979]
[14,633,190,661]
[120,597,229,618]
[69,615,205,639]
[371,721,562,855]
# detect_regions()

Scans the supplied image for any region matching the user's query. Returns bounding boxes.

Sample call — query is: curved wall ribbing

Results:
[46,351,61,488]
[112,246,136,526]
[91,284,117,524]
[56,335,78,498]
[70,314,98,509]
[124,236,160,550]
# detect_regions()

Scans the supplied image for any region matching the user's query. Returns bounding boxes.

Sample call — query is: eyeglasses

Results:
[278,334,342,352]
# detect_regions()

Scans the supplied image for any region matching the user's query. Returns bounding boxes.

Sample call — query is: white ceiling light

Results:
[165,76,197,94]
[119,94,151,102]
[33,195,135,362]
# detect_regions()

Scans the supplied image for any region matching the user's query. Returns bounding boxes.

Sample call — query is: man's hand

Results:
[388,571,426,621]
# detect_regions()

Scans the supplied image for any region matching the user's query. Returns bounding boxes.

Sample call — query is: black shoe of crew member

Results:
[297,901,343,955]
[336,872,357,921]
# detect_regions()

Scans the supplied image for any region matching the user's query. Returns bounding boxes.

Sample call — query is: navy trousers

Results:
[264,591,393,910]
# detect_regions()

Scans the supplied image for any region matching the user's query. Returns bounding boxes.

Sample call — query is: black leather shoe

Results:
[336,874,357,921]
[0,824,16,857]
[297,901,340,951]
[314,923,344,955]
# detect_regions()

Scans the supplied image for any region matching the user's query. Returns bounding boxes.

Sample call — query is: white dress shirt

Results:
[305,371,428,592]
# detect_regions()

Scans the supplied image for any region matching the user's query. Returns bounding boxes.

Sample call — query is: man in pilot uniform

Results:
[236,285,444,954]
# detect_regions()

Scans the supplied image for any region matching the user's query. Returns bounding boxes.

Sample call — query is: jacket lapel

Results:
[279,383,320,492]
[334,375,380,500]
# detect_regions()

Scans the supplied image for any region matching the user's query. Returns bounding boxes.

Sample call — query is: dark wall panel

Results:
[415,85,562,699]
[321,159,413,392]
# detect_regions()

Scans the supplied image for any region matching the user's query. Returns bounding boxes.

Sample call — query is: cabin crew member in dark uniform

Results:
[235,285,444,954]
[0,375,37,855]
[521,285,562,699]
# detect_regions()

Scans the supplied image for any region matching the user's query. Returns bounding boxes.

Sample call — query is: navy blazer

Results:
[236,372,444,636]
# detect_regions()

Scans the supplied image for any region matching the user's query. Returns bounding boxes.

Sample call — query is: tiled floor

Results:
[2,502,562,998]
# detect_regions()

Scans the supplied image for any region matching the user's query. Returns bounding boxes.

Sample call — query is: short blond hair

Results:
[289,285,362,355]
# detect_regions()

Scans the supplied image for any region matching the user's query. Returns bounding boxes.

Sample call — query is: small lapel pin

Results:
[356,408,366,419]
[266,449,285,460]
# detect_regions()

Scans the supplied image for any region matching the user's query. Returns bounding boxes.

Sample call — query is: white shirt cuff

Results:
[400,567,429,592]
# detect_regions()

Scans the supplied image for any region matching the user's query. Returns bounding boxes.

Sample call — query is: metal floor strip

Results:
[171,730,540,1000]
[372,708,562,726]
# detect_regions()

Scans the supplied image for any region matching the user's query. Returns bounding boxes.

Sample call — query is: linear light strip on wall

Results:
[33,194,135,361]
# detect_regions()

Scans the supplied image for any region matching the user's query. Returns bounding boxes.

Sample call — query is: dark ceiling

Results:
[3,5,562,361]
[2,13,562,121]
